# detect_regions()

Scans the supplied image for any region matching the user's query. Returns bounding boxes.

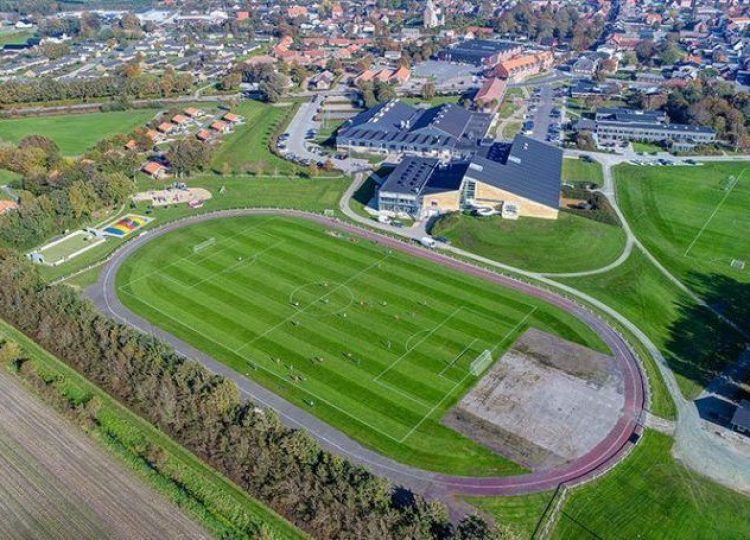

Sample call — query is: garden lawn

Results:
[117,216,608,476]
[632,141,663,154]
[431,212,626,274]
[553,430,750,539]
[211,101,299,175]
[562,158,604,185]
[0,109,158,155]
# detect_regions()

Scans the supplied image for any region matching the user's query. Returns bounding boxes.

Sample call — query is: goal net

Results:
[193,237,216,253]
[470,350,493,376]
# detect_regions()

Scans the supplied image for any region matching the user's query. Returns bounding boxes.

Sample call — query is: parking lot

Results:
[526,84,566,145]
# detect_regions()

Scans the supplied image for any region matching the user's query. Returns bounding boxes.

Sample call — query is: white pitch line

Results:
[374,307,463,382]
[439,338,478,376]
[124,219,278,287]
[490,306,537,354]
[118,287,407,444]
[400,371,472,443]
[684,169,747,257]
[180,240,284,292]
[234,253,391,354]
[371,378,432,410]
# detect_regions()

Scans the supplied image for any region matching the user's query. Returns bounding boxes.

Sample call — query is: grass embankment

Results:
[41,175,349,284]
[552,430,750,539]
[211,100,301,175]
[0,109,159,155]
[614,162,750,396]
[468,491,555,538]
[559,249,725,406]
[562,158,604,185]
[0,319,306,540]
[431,212,626,275]
[471,430,750,539]
[116,216,609,477]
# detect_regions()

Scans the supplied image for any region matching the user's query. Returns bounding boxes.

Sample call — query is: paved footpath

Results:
[88,209,645,507]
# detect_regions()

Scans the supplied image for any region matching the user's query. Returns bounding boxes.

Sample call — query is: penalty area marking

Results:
[684,169,747,258]
[124,218,279,288]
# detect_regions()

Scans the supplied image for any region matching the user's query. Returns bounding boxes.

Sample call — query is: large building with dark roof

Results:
[378,135,562,220]
[577,107,716,150]
[336,100,493,159]
[437,39,522,66]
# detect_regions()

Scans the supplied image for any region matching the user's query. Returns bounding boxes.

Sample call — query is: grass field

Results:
[431,211,626,274]
[562,158,604,185]
[42,175,348,284]
[617,162,750,291]
[553,430,750,539]
[0,30,33,46]
[211,101,299,175]
[0,109,158,155]
[116,216,609,476]
[632,141,664,154]
[0,319,305,539]
[468,491,554,538]
[615,162,750,394]
[560,249,737,404]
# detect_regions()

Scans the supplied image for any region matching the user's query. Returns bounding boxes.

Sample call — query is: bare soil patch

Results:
[444,329,625,470]
[0,370,209,540]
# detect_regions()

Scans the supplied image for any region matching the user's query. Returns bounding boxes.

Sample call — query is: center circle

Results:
[289,282,355,318]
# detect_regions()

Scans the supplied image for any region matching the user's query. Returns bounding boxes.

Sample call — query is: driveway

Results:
[283,93,370,175]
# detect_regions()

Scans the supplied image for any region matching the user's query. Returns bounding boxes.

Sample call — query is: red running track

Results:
[93,208,646,497]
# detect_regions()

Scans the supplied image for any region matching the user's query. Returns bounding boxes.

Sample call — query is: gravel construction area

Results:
[445,329,625,470]
[0,370,208,540]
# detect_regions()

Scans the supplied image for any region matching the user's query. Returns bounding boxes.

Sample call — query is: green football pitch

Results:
[116,216,608,476]
[618,162,750,282]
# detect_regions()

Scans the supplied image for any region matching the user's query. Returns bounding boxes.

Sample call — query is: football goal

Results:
[470,350,493,376]
[193,237,216,253]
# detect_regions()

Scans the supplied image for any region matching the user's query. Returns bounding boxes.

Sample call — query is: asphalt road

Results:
[283,93,370,175]
[88,208,645,511]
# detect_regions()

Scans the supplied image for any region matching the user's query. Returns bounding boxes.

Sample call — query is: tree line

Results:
[0,250,510,539]
[0,72,194,106]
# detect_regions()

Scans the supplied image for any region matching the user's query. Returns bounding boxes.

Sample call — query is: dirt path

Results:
[0,370,209,540]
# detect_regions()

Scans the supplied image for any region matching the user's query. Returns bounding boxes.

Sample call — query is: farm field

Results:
[0,362,209,539]
[116,216,608,476]
[562,158,604,185]
[552,430,750,539]
[430,211,626,274]
[211,100,299,175]
[0,109,158,155]
[0,319,305,539]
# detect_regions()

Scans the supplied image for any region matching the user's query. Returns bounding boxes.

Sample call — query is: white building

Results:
[423,0,443,29]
